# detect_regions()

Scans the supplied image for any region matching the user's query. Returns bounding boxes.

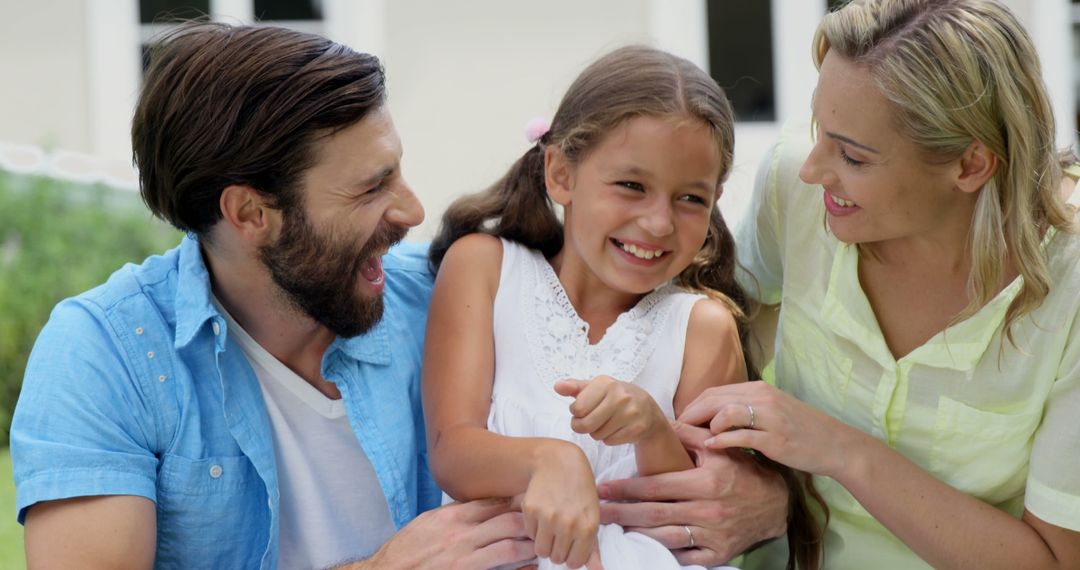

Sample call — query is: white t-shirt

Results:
[217,301,396,569]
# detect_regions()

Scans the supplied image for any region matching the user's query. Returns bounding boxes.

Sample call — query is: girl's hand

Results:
[555,376,667,445]
[678,381,870,479]
[522,442,601,568]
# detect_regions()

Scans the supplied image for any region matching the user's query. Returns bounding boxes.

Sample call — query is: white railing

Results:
[0,141,139,192]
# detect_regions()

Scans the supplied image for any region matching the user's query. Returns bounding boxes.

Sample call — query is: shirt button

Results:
[135,327,144,335]
[209,464,223,479]
[158,375,167,383]
[212,322,221,336]
[147,351,154,359]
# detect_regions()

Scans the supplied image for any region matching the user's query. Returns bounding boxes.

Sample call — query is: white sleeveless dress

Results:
[487,239,736,570]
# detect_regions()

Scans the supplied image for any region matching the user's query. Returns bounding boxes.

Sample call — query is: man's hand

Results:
[353,497,535,570]
[596,423,788,566]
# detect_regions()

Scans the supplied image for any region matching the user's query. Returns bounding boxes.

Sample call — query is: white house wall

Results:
[0,0,1074,234]
[0,0,92,153]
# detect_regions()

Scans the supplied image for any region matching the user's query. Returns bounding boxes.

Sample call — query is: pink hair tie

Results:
[524,117,551,144]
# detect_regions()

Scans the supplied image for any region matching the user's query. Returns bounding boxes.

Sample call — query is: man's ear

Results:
[955,139,999,194]
[219,184,279,244]
[544,146,573,206]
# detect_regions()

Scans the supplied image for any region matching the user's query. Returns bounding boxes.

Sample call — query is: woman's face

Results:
[799,52,973,248]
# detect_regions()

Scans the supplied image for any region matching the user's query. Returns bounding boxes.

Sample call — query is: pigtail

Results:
[428,144,563,272]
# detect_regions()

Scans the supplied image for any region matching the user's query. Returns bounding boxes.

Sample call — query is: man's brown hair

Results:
[132,22,386,235]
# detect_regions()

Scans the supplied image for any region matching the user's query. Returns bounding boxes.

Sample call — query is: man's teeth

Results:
[619,241,666,260]
[830,194,856,208]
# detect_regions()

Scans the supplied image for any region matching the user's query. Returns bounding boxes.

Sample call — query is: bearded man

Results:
[9,22,534,569]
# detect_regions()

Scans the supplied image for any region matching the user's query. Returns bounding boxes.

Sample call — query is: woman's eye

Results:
[839,148,866,167]
[617,181,645,191]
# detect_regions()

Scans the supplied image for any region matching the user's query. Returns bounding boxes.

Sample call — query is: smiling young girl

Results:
[422,46,822,570]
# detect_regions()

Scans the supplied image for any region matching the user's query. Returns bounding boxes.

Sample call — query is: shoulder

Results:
[685,296,740,344]
[765,126,817,210]
[438,234,505,290]
[443,233,505,261]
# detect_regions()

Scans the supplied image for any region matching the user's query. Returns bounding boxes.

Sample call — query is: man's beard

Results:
[259,207,407,338]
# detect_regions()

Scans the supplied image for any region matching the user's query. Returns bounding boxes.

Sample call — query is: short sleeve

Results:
[10,299,161,524]
[1026,317,1080,531]
[734,139,787,305]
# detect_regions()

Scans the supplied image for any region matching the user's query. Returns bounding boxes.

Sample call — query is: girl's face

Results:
[545,115,722,298]
[799,52,972,248]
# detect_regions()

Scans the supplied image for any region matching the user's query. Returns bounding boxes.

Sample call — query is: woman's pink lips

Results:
[823,190,860,217]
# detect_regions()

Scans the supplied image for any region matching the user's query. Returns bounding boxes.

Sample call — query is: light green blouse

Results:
[736,129,1080,569]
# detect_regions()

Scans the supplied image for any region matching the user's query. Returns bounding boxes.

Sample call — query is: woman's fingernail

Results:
[703,437,716,447]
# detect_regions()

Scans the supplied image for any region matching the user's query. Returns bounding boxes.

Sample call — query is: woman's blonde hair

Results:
[814,0,1075,344]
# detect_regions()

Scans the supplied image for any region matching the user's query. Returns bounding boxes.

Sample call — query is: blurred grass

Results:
[0,448,25,568]
[0,170,181,447]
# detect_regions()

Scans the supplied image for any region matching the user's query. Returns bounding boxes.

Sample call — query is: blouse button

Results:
[209,464,223,479]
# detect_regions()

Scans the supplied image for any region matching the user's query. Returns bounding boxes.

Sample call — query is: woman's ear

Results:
[219,184,281,245]
[956,139,999,194]
[544,146,573,206]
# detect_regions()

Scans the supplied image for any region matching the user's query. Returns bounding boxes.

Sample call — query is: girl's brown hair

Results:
[430,45,825,569]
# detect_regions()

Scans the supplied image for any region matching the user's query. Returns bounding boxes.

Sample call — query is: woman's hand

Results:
[596,422,789,566]
[555,375,668,445]
[679,381,868,479]
[522,442,602,569]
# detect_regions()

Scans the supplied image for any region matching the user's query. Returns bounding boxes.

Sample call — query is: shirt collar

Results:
[174,234,222,349]
[326,313,392,367]
[821,241,1019,371]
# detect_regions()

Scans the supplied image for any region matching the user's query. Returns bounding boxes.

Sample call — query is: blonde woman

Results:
[680,0,1080,567]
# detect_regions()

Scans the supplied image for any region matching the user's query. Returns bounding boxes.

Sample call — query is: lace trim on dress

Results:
[521,247,681,389]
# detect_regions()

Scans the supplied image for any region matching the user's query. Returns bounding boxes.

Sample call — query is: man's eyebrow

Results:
[825,131,880,154]
[357,167,394,188]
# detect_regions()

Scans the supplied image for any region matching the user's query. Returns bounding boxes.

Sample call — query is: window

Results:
[1074,1,1080,135]
[827,0,849,12]
[254,0,322,21]
[706,0,775,122]
[138,0,325,74]
[139,0,210,24]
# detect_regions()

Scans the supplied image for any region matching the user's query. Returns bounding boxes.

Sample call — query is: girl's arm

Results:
[681,382,1080,569]
[556,298,748,476]
[422,234,599,568]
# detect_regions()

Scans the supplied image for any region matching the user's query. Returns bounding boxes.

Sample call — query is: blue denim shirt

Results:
[11,236,442,569]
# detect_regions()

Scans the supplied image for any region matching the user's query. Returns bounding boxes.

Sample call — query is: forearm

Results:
[840,431,1067,569]
[432,425,582,500]
[634,420,694,476]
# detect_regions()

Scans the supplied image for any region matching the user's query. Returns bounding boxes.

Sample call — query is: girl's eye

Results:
[839,148,866,167]
[678,194,708,205]
[616,181,645,191]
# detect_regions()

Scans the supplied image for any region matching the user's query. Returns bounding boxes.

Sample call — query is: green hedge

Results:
[0,171,181,447]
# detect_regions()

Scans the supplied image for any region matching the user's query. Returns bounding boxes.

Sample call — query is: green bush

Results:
[0,170,181,447]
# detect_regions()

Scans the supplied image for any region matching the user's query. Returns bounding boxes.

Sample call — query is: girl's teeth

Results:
[619,241,665,260]
[830,194,856,208]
